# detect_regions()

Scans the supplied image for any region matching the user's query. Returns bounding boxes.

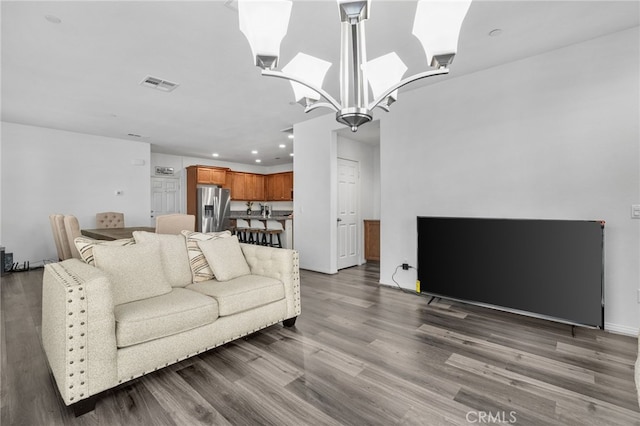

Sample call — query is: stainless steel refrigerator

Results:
[196,185,231,233]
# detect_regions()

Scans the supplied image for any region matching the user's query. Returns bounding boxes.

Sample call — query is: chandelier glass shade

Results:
[238,0,472,132]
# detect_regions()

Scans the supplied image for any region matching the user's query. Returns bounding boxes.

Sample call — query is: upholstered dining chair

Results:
[53,214,73,260]
[49,214,65,260]
[155,214,195,234]
[63,215,83,259]
[96,212,125,228]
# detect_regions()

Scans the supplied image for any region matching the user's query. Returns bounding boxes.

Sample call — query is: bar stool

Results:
[248,219,266,245]
[264,220,283,248]
[235,219,250,243]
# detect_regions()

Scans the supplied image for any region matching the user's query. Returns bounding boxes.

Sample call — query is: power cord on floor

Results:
[391,264,418,294]
[390,264,439,304]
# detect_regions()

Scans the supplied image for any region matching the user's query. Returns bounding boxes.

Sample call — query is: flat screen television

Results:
[417,217,604,328]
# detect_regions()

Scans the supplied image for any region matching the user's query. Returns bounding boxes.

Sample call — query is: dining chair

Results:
[63,215,83,259]
[155,214,195,234]
[49,214,66,261]
[51,214,73,260]
[96,212,125,228]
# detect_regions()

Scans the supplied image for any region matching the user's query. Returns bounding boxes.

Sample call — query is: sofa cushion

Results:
[132,231,192,287]
[181,230,232,283]
[186,275,285,316]
[198,235,251,282]
[114,288,219,348]
[74,236,135,266]
[93,242,172,305]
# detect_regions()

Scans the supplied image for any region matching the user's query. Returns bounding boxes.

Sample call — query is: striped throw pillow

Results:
[181,230,232,282]
[74,237,135,266]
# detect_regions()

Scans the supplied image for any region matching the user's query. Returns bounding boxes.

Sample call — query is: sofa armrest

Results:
[240,244,301,320]
[42,259,118,406]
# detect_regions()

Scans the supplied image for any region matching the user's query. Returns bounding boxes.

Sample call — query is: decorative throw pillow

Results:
[74,236,135,266]
[197,235,251,282]
[132,231,191,287]
[181,230,232,282]
[92,242,172,305]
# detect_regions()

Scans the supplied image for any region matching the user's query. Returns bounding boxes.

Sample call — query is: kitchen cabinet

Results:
[226,172,246,200]
[226,172,265,201]
[266,172,293,201]
[364,220,380,261]
[247,174,265,201]
[187,165,228,185]
[186,166,230,217]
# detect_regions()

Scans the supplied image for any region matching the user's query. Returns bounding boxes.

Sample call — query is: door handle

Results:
[337,218,342,222]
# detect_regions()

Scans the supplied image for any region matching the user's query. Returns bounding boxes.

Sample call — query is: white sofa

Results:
[41,231,300,416]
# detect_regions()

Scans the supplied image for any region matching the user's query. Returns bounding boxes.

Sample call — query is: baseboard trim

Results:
[605,322,638,336]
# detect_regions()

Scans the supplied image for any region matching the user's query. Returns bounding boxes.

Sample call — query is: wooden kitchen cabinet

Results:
[187,165,228,185]
[186,165,229,217]
[266,172,293,201]
[226,172,265,201]
[364,220,380,261]
[226,172,246,200]
[247,174,265,201]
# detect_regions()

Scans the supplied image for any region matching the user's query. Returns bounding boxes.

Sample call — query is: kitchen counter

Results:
[230,211,292,221]
[230,215,292,220]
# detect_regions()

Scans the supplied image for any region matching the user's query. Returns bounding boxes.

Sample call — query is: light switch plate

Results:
[632,205,640,219]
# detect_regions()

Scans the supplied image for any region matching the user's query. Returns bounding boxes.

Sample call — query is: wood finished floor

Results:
[1,263,638,425]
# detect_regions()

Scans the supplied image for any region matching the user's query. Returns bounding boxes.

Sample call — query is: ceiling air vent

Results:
[139,75,179,92]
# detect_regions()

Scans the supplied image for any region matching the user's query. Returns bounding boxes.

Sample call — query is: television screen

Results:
[417,217,604,328]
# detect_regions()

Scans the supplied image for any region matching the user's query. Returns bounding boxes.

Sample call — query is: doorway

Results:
[150,177,180,226]
[337,158,360,270]
[335,121,380,275]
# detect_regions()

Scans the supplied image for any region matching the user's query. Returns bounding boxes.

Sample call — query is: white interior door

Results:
[150,177,180,226]
[337,158,359,270]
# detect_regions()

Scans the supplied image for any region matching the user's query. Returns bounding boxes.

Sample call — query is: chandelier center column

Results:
[337,0,373,131]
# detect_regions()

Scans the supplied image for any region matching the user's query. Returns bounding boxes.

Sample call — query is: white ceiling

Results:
[2,1,638,166]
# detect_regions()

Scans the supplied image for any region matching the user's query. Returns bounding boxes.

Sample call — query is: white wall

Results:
[337,134,381,264]
[381,27,639,334]
[293,27,640,333]
[294,115,343,273]
[1,122,151,266]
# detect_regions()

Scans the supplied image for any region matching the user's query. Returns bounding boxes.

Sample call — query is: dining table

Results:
[81,226,155,241]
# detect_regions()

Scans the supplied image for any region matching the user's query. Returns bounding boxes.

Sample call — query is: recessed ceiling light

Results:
[279,144,286,148]
[288,134,294,139]
[251,150,258,154]
[212,153,219,157]
[45,15,62,24]
[255,159,262,163]
[289,153,294,157]
[489,29,503,37]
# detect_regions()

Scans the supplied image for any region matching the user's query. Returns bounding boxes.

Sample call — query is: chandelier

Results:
[238,0,472,132]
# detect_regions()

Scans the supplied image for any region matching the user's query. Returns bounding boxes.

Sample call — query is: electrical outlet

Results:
[632,204,640,219]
